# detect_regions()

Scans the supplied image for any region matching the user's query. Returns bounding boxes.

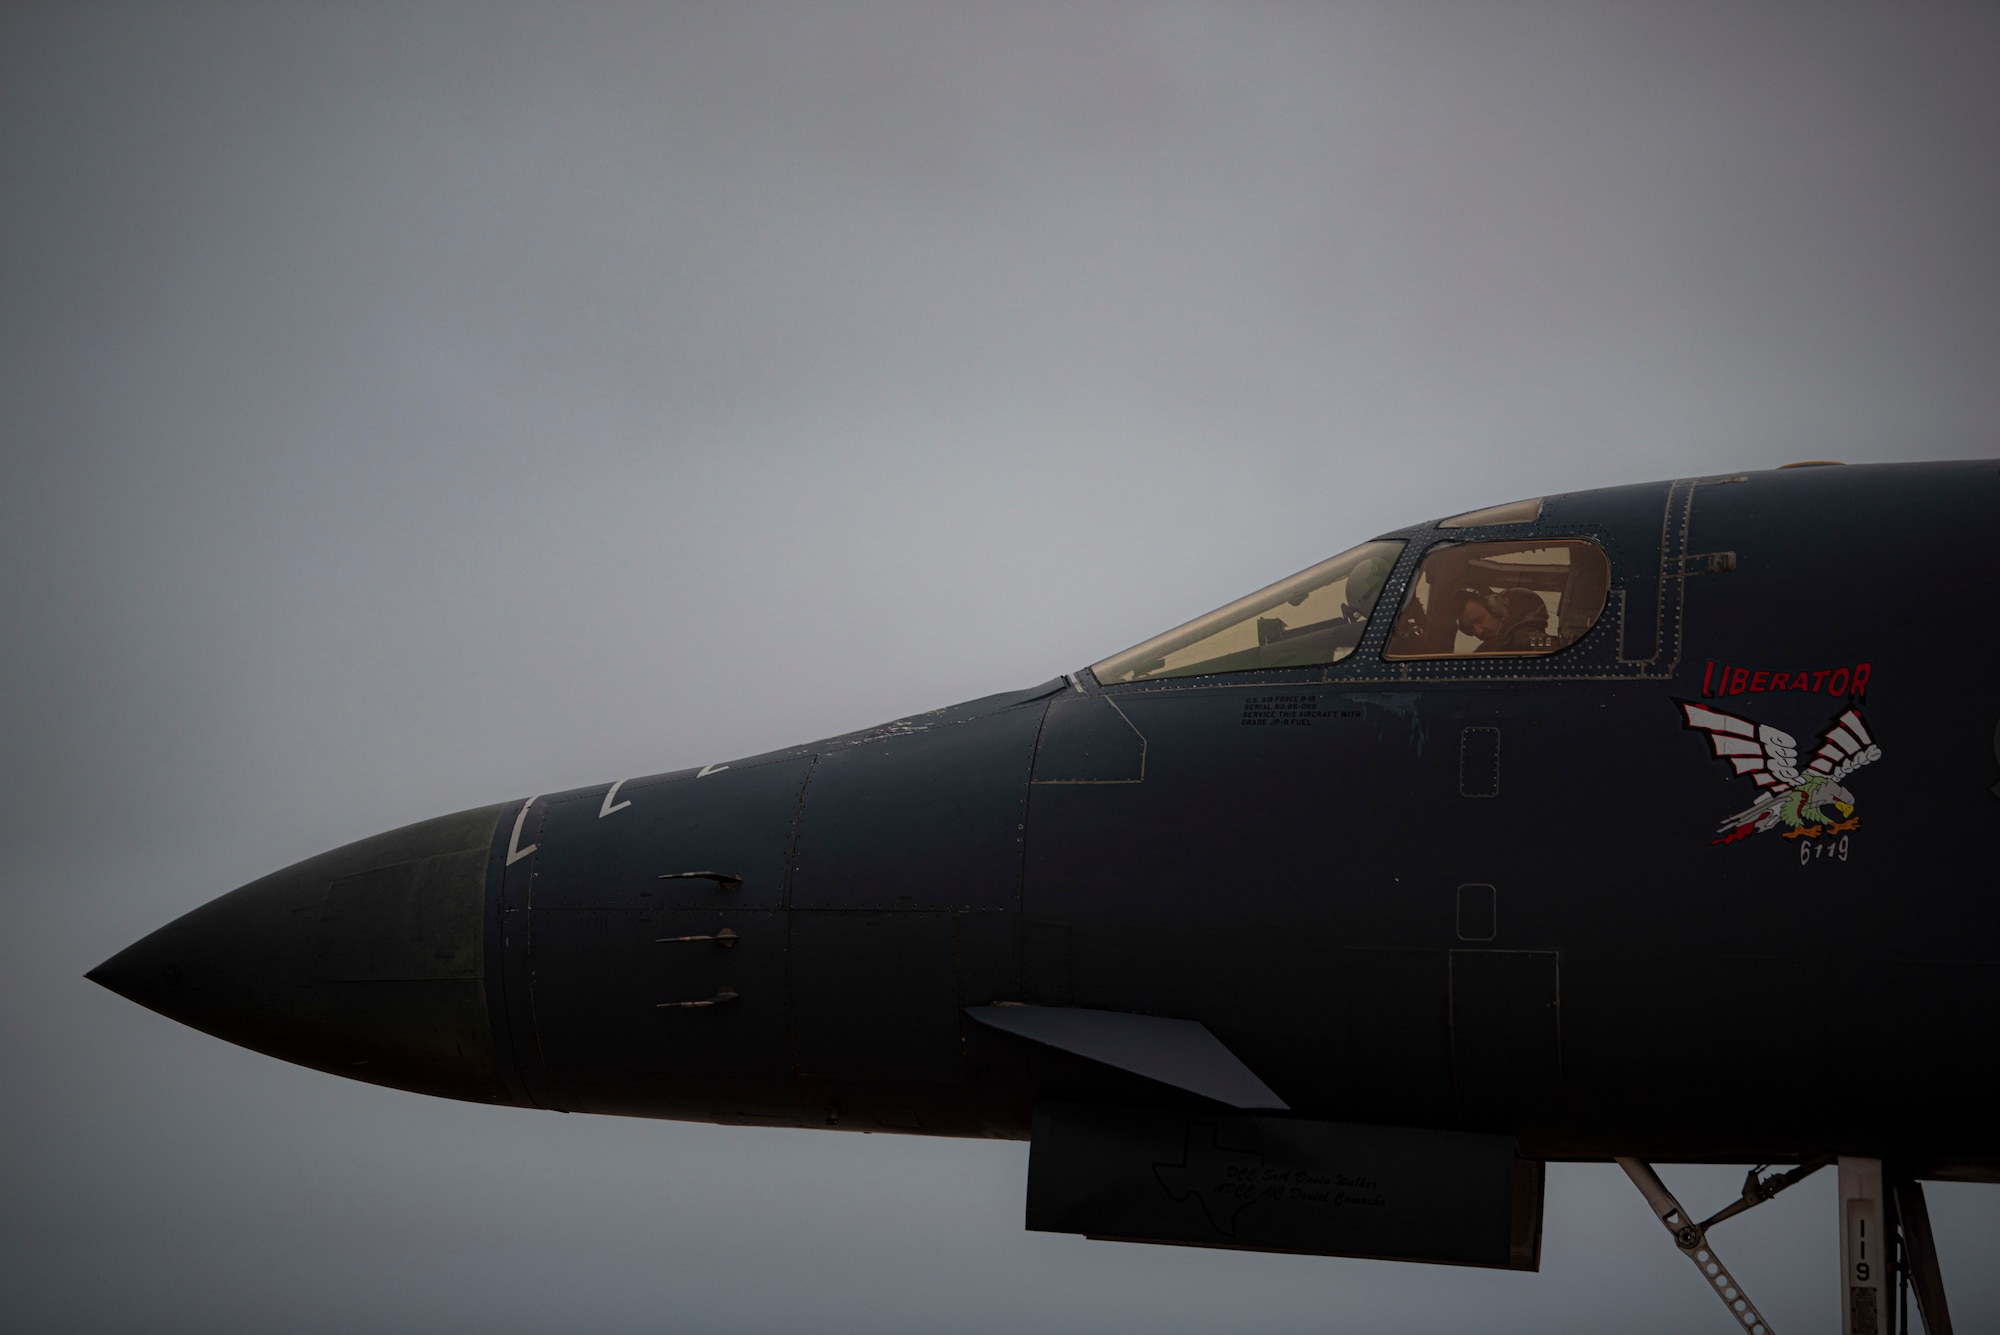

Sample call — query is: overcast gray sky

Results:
[4,3,1997,1331]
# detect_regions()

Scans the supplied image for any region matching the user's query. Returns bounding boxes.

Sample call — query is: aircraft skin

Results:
[89,461,1999,1280]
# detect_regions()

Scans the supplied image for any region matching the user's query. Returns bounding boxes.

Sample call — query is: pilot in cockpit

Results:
[1454,586,1550,653]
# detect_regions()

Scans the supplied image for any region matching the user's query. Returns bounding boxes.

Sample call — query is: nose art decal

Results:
[1678,701,1882,846]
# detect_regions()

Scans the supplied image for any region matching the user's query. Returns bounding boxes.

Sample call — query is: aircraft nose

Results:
[88,802,526,1106]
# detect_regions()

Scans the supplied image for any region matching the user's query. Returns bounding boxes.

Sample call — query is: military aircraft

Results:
[90,460,1995,1333]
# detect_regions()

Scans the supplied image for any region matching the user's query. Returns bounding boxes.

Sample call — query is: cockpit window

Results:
[1382,539,1609,659]
[1091,540,1406,685]
[1437,496,1542,528]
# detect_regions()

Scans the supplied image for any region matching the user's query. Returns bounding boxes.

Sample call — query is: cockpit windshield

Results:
[1090,540,1406,685]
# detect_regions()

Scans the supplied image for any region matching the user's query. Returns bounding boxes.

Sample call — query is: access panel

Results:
[789,705,1045,912]
[1451,950,1562,1130]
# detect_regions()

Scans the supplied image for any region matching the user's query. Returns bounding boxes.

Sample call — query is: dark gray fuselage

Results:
[93,461,2000,1179]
